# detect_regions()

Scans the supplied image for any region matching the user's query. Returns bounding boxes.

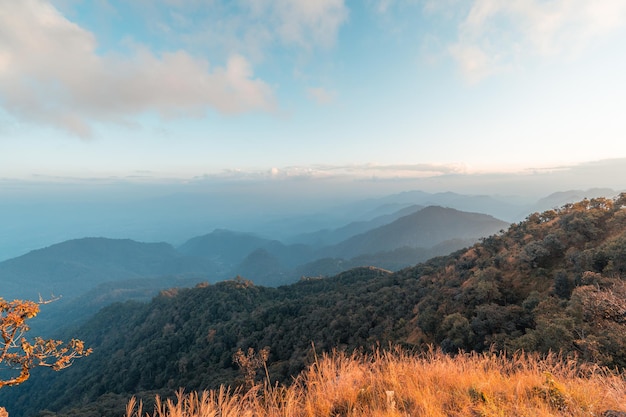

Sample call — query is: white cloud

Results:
[446,0,626,82]
[0,0,275,137]
[202,163,468,182]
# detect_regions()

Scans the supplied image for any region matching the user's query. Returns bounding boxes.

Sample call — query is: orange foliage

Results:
[0,297,92,388]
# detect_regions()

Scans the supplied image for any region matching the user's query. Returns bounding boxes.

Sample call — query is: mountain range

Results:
[1,194,625,417]
[1,205,507,304]
[2,188,617,337]
[2,185,616,264]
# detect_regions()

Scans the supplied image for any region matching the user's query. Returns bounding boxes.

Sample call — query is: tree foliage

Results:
[0,297,92,389]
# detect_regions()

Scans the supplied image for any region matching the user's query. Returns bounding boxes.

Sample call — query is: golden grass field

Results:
[126,347,626,417]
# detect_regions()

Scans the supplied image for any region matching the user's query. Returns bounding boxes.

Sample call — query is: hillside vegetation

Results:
[2,196,626,416]
[408,195,626,365]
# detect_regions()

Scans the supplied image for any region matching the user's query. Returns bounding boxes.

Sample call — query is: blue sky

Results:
[2,0,626,181]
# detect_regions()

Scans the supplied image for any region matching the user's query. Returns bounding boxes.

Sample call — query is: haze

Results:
[1,0,626,259]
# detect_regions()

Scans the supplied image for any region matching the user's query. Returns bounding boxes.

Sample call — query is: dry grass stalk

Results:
[126,347,626,417]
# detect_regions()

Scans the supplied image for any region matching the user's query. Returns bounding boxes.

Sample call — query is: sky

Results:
[1,0,626,182]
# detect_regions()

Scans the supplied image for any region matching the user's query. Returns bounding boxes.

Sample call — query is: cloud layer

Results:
[446,0,626,82]
[0,0,276,137]
[2,0,623,139]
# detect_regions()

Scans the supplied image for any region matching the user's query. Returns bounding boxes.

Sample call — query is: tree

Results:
[438,313,473,353]
[232,346,270,388]
[0,297,92,389]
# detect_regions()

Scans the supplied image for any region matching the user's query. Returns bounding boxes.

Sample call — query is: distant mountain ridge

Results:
[349,190,530,223]
[0,204,511,339]
[532,188,617,213]
[9,188,613,308]
[173,205,509,283]
[1,186,618,262]
[288,204,425,246]
[0,237,215,301]
[325,206,508,259]
[178,229,271,266]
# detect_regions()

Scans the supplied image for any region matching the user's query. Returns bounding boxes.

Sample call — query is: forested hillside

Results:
[2,196,625,417]
[408,196,626,362]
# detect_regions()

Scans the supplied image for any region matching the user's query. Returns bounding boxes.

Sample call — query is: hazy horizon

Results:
[2,1,626,260]
[1,157,624,262]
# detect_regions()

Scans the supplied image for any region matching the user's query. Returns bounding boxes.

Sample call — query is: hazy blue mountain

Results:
[247,207,509,281]
[325,206,509,259]
[177,230,314,273]
[210,206,505,283]
[288,204,424,247]
[177,229,315,282]
[177,229,273,266]
[531,188,617,214]
[1,205,509,306]
[362,190,529,222]
[294,238,475,278]
[233,248,289,286]
[345,238,478,271]
[0,237,216,301]
[258,240,315,268]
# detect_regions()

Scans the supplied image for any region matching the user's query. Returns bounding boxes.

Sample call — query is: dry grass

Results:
[126,347,626,417]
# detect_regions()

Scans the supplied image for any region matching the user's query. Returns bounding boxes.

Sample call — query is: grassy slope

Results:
[127,348,626,417]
